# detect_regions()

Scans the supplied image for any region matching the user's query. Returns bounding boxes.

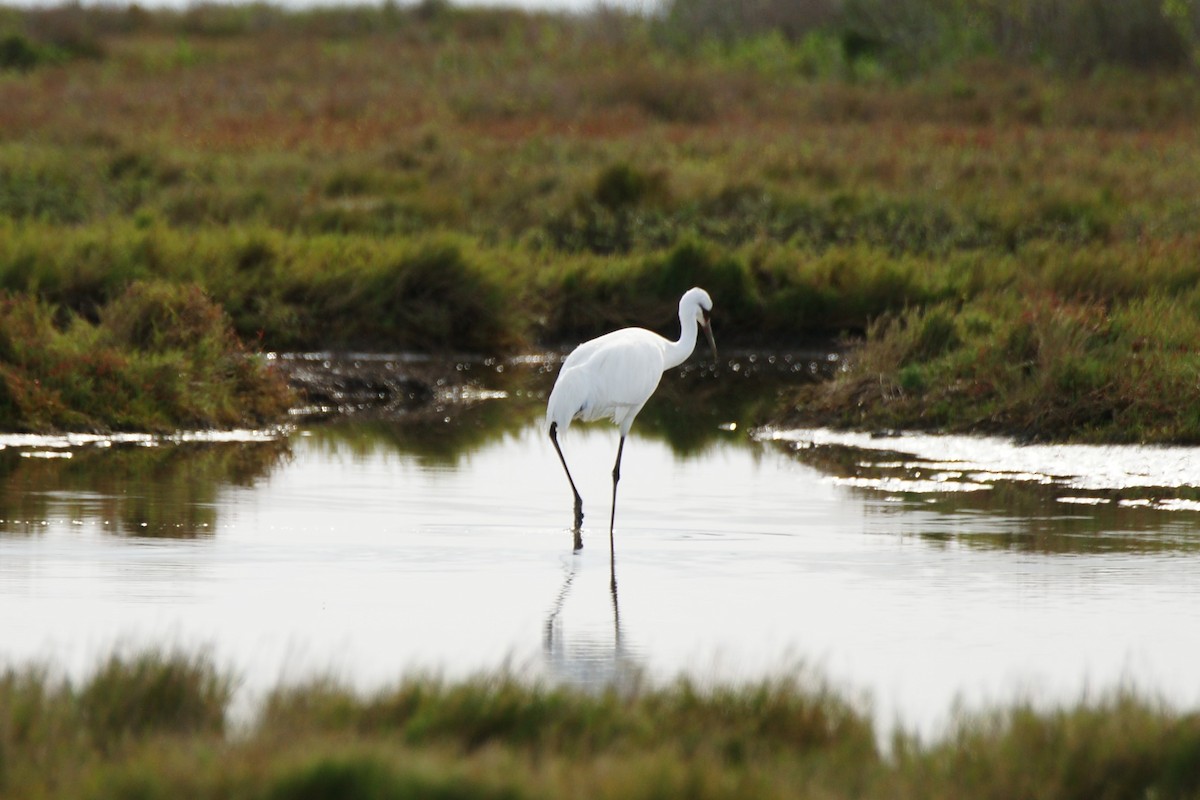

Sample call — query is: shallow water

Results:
[3,353,1200,736]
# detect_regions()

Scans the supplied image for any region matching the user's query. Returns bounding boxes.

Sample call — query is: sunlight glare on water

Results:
[768,427,1200,495]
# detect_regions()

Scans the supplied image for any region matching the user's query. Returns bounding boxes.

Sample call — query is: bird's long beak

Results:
[700,311,717,362]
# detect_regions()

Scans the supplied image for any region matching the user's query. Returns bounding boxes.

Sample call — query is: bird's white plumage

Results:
[545,286,715,538]
[545,287,713,437]
[546,327,669,435]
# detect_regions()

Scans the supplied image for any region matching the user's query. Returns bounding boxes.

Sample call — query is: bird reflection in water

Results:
[542,287,718,689]
[543,546,640,691]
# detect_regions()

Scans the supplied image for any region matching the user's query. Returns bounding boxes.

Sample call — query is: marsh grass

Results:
[3,649,1200,799]
[1,2,1200,437]
[78,650,232,749]
[791,291,1200,442]
[889,693,1200,800]
[260,669,875,765]
[661,0,1200,74]
[0,281,291,432]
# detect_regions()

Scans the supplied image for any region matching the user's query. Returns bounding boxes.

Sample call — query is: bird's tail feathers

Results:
[545,368,589,436]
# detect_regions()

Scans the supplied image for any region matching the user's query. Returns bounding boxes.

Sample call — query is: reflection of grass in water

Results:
[306,356,818,463]
[306,399,542,468]
[924,482,1200,554]
[0,439,290,537]
[5,648,1200,800]
[919,528,1200,556]
[642,361,816,456]
[783,442,1200,555]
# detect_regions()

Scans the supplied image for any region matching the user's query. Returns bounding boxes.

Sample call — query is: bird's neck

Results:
[662,308,699,371]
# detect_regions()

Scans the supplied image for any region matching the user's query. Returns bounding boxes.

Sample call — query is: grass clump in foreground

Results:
[3,650,1200,799]
[0,281,292,432]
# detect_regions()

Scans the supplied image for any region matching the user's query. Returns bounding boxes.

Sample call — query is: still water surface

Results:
[2,353,1200,735]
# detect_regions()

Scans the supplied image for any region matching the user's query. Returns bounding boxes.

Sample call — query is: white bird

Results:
[546,287,717,548]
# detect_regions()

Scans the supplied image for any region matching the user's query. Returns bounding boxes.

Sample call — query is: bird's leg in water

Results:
[549,422,585,534]
[610,552,620,637]
[609,435,625,559]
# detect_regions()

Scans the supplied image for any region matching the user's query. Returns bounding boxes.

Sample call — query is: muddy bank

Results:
[273,353,449,419]
[275,349,841,432]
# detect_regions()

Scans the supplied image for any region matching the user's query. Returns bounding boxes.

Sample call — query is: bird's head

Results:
[681,287,717,361]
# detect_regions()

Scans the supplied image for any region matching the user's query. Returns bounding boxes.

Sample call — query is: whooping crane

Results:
[546,287,717,549]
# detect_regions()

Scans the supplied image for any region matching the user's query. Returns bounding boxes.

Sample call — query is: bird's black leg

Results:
[549,422,584,536]
[608,434,625,563]
[610,552,620,644]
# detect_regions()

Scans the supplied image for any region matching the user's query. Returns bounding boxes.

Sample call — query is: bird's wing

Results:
[565,329,666,425]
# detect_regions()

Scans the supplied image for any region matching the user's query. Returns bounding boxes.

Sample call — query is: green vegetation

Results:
[661,0,1200,74]
[0,281,291,432]
[788,292,1200,442]
[0,0,1198,437]
[2,649,1200,799]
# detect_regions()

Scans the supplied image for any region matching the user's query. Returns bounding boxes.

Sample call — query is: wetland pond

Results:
[2,351,1200,736]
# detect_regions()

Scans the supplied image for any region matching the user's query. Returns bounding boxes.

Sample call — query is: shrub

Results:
[0,33,43,71]
[101,281,232,353]
[374,242,516,353]
[593,162,668,211]
[599,64,720,123]
[0,283,291,432]
[643,238,760,321]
